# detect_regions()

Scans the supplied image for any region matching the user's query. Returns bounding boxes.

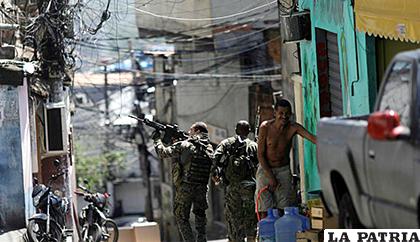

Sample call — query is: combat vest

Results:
[182,138,213,185]
[224,138,257,185]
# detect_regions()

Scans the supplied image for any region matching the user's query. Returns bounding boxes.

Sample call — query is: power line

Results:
[77,0,277,48]
[177,36,281,62]
[75,23,276,55]
[130,0,277,21]
[138,68,282,79]
[75,35,281,62]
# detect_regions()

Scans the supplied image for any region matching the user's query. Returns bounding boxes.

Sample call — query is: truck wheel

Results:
[338,193,364,229]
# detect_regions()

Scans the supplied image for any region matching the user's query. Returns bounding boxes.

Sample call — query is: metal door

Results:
[326,32,343,116]
[316,30,343,117]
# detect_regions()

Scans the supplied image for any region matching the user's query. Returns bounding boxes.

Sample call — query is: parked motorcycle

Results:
[75,184,118,242]
[27,160,71,242]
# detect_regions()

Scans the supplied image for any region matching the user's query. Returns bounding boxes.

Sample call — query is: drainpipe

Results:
[350,0,360,97]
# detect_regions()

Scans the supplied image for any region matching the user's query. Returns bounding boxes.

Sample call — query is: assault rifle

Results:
[129,114,188,144]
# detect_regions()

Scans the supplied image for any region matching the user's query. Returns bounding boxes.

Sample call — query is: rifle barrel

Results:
[128,115,166,130]
[128,114,142,122]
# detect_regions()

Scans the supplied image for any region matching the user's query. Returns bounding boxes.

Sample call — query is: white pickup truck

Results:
[317,49,420,228]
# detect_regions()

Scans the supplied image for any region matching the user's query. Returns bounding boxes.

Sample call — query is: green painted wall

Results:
[299,0,377,195]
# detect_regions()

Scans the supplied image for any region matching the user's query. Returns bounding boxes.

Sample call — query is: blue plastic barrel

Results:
[291,207,310,231]
[274,207,303,242]
[258,208,277,242]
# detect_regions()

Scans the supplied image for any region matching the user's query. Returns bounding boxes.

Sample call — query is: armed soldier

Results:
[212,121,258,242]
[153,122,213,242]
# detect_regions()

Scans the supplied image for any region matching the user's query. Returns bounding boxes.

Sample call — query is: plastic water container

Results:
[273,209,280,219]
[258,208,277,242]
[291,207,310,231]
[274,207,303,242]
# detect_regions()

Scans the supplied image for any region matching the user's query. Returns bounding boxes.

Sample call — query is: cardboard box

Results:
[118,227,136,242]
[133,222,161,242]
[311,218,324,230]
[310,206,324,219]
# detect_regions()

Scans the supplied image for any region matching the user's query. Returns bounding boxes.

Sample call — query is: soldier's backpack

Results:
[183,139,213,185]
[224,138,256,185]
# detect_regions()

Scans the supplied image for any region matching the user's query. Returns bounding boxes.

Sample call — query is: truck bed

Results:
[316,115,369,214]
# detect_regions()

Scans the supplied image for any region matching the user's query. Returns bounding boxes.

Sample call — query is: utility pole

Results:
[103,62,117,215]
[129,41,153,221]
[135,123,154,221]
[36,0,69,103]
[35,0,76,234]
[104,64,110,151]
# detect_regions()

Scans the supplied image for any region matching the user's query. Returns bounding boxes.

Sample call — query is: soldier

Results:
[212,120,258,242]
[153,122,214,242]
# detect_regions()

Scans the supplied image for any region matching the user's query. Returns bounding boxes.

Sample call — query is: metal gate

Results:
[326,32,343,116]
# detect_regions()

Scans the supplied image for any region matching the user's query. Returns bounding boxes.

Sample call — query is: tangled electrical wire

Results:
[87,0,112,35]
[21,0,112,79]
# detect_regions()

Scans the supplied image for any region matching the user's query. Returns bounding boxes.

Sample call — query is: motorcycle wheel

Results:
[101,219,118,242]
[27,218,62,242]
[81,223,102,242]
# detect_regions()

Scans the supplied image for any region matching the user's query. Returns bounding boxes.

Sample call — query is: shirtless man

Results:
[255,99,316,216]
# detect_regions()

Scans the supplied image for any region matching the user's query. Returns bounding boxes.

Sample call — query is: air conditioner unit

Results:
[44,102,68,156]
[280,11,311,43]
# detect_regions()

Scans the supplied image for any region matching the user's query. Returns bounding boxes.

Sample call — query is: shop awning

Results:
[355,0,420,43]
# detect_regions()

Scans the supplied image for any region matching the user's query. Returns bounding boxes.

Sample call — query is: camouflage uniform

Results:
[155,133,214,242]
[213,136,258,242]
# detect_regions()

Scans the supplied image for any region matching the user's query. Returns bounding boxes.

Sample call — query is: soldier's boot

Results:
[195,212,207,242]
[176,218,195,242]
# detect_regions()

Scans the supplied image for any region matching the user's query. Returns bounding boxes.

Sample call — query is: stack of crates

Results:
[295,198,338,242]
[310,206,324,230]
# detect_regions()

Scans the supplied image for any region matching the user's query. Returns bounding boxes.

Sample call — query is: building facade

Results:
[290,0,420,197]
[296,0,377,195]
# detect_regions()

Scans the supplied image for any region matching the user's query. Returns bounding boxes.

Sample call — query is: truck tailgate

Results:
[317,116,369,214]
